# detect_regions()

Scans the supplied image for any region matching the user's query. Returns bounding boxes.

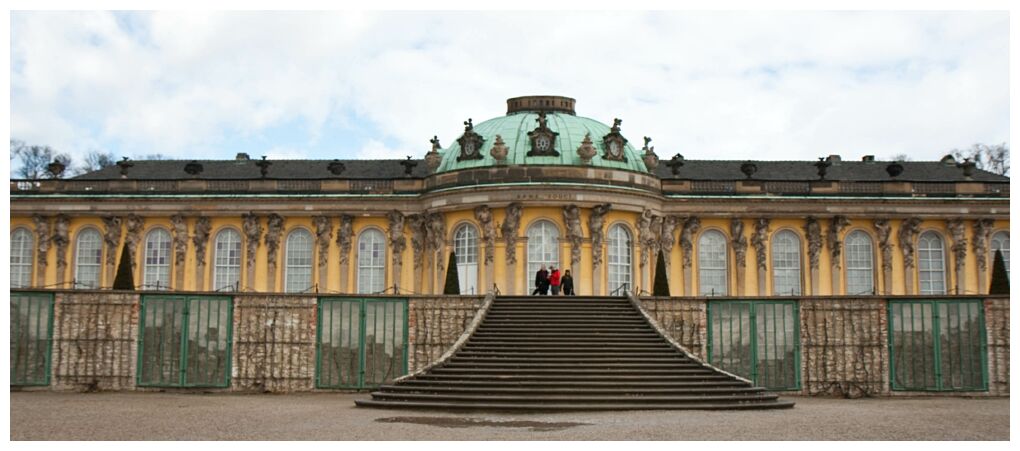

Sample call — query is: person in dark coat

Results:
[532,265,549,295]
[561,269,575,296]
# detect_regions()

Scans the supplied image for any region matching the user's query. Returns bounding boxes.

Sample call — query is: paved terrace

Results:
[10,392,1008,440]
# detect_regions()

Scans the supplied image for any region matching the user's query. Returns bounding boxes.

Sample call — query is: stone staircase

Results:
[355,296,794,411]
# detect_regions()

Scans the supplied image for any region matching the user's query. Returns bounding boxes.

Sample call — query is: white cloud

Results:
[10,11,1009,165]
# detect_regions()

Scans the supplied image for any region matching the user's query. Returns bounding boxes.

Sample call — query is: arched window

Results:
[991,231,1009,277]
[11,227,34,288]
[771,230,802,296]
[143,229,172,291]
[844,230,874,295]
[357,229,386,294]
[918,231,946,295]
[285,229,313,293]
[74,228,103,289]
[526,220,560,293]
[698,230,728,296]
[454,224,479,294]
[607,224,632,295]
[212,229,242,291]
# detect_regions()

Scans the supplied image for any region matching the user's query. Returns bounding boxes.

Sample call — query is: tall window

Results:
[213,229,242,291]
[143,229,172,291]
[844,230,874,295]
[991,231,1009,277]
[526,220,559,293]
[698,230,728,296]
[74,228,103,289]
[285,229,313,293]
[771,230,802,296]
[357,229,386,294]
[454,224,479,294]
[11,227,34,288]
[607,224,632,295]
[918,231,946,295]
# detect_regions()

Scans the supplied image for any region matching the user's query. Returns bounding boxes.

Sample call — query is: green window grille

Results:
[11,292,54,386]
[707,300,800,390]
[889,300,987,391]
[316,298,408,389]
[137,295,233,388]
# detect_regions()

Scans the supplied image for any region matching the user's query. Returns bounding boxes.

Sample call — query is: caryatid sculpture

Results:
[563,204,584,269]
[587,203,612,269]
[502,203,523,265]
[192,217,212,289]
[473,205,496,265]
[241,212,263,289]
[52,214,70,286]
[124,214,145,273]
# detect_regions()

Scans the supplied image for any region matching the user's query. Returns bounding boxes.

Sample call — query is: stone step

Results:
[453,351,685,358]
[470,332,662,338]
[458,345,676,352]
[414,374,734,382]
[468,336,664,343]
[474,324,648,331]
[376,385,766,395]
[354,399,796,411]
[368,391,780,403]
[439,362,705,369]
[448,356,691,363]
[398,379,749,388]
[429,367,718,375]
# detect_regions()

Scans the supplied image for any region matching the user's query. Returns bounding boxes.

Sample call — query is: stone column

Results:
[474,206,495,294]
[102,216,123,288]
[972,218,994,294]
[730,218,748,296]
[680,216,700,296]
[313,216,333,293]
[752,218,770,296]
[52,214,70,288]
[264,214,285,293]
[804,216,822,296]
[826,216,850,295]
[947,218,967,295]
[586,204,610,296]
[387,210,406,293]
[242,212,263,291]
[873,219,893,295]
[336,215,354,294]
[898,217,922,295]
[170,214,189,291]
[503,203,523,296]
[192,217,212,291]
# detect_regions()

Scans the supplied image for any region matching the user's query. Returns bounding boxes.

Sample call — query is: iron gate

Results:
[889,300,987,391]
[11,292,54,386]
[137,295,233,387]
[707,300,800,390]
[316,298,408,389]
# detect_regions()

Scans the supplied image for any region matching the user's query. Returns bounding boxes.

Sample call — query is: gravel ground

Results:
[9,392,1009,441]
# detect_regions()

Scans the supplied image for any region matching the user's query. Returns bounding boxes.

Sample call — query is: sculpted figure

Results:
[264,213,285,277]
[563,204,584,264]
[387,210,407,266]
[659,215,679,258]
[312,216,333,269]
[587,203,612,268]
[52,214,71,276]
[873,219,893,272]
[649,215,664,256]
[242,212,263,272]
[826,216,851,267]
[473,205,496,265]
[898,217,923,270]
[502,203,523,264]
[33,215,50,279]
[803,217,823,270]
[426,212,446,272]
[751,218,771,271]
[730,218,748,268]
[679,216,701,269]
[192,217,212,268]
[946,218,967,272]
[336,215,354,265]
[636,209,655,267]
[124,214,145,272]
[170,214,189,268]
[101,216,123,267]
[972,218,995,271]
[408,214,427,270]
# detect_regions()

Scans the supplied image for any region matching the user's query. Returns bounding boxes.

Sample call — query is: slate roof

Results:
[70,157,1009,183]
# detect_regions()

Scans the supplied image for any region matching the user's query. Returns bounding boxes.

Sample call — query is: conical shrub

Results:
[443,251,460,295]
[112,244,134,290]
[989,249,1009,295]
[652,250,670,296]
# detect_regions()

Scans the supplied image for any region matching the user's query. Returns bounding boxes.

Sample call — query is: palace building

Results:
[9,95,1010,399]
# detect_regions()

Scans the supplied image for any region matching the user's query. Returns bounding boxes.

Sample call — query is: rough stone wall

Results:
[800,298,887,398]
[986,297,1010,396]
[231,295,317,392]
[408,296,485,372]
[51,292,138,391]
[637,298,707,360]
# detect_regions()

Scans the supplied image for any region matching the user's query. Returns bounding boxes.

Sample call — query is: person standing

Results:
[561,269,575,296]
[550,266,562,295]
[533,265,549,295]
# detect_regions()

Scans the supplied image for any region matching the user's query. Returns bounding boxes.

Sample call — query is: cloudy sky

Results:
[9,11,1009,169]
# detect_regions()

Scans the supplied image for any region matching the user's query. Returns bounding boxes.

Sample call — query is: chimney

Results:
[235,152,251,161]
[861,155,875,163]
[825,154,842,165]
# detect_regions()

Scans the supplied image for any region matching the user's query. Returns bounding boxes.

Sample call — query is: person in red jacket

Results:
[549,266,562,295]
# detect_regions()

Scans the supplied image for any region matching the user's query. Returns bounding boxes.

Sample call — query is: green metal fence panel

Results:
[889,300,987,392]
[316,297,407,389]
[138,295,232,388]
[10,292,54,386]
[708,300,799,390]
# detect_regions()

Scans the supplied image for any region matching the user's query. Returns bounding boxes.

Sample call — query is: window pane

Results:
[698,230,728,296]
[143,229,171,291]
[607,225,632,295]
[845,231,874,295]
[991,232,1009,276]
[527,221,559,293]
[11,228,34,288]
[771,231,801,296]
[358,230,386,294]
[918,232,946,295]
[75,229,103,289]
[213,229,242,291]
[285,230,313,293]
[454,224,478,294]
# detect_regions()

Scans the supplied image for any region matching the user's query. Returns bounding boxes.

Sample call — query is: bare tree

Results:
[74,150,117,175]
[887,153,911,162]
[953,143,1009,176]
[11,140,72,179]
[136,153,171,160]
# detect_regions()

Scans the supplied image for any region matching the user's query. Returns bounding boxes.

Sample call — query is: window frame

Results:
[356,228,387,294]
[697,229,729,296]
[844,229,876,296]
[284,228,314,294]
[211,227,243,292]
[142,228,172,291]
[770,229,803,296]
[917,231,948,295]
[607,223,633,296]
[11,227,35,289]
[73,227,104,289]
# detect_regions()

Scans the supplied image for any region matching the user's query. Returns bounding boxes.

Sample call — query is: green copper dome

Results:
[434,96,649,173]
